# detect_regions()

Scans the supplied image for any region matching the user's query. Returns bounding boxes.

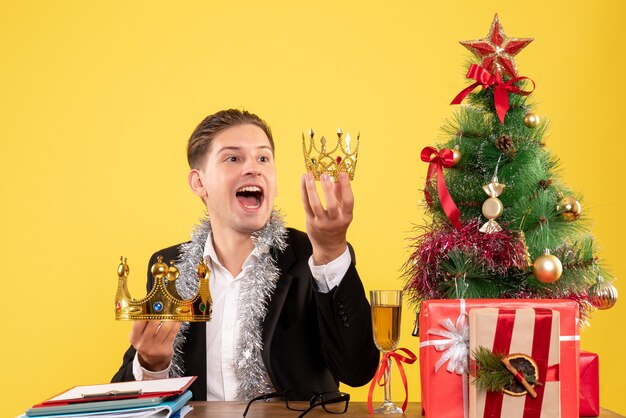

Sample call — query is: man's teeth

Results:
[237,186,262,192]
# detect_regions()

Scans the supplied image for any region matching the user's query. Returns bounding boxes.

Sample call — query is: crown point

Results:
[168,261,180,281]
[309,128,314,138]
[337,128,343,138]
[151,256,168,279]
[117,256,129,279]
[197,258,210,280]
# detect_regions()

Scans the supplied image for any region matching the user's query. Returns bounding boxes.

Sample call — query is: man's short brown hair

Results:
[187,109,274,168]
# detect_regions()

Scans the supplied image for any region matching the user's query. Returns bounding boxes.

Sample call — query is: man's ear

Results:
[188,169,207,199]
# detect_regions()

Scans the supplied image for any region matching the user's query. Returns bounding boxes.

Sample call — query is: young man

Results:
[112,109,379,401]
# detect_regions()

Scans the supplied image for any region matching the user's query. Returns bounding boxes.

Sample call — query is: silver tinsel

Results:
[170,211,287,400]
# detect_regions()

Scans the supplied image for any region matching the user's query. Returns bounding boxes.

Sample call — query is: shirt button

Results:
[329,274,336,280]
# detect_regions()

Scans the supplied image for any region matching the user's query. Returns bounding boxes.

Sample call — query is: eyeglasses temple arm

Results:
[242,392,281,417]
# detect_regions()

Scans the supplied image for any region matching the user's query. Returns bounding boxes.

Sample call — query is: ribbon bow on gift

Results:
[367,348,417,414]
[428,313,469,375]
[451,63,535,124]
[421,146,461,231]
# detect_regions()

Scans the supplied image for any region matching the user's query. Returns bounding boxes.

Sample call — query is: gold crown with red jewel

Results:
[302,128,359,180]
[114,256,212,322]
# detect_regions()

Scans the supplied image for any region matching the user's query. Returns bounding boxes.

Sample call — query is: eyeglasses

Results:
[242,389,350,418]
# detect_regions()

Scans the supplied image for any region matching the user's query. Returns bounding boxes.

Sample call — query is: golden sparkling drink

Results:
[371,304,401,352]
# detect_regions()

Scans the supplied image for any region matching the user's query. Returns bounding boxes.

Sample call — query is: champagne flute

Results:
[370,290,403,414]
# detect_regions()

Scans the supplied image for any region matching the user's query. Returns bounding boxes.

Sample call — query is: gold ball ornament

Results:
[589,278,618,310]
[523,112,540,128]
[557,196,582,221]
[533,250,563,283]
[452,145,462,166]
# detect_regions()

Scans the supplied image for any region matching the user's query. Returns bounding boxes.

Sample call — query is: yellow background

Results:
[2,1,624,416]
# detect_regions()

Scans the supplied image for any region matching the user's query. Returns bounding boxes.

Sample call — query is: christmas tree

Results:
[403,14,618,323]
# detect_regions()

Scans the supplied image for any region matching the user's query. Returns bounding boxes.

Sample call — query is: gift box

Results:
[579,351,600,417]
[419,299,579,418]
[469,308,561,418]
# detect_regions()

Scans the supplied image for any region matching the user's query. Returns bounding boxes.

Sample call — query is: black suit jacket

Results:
[112,228,379,400]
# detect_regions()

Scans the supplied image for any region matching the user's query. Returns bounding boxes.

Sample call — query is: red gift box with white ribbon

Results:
[418,299,579,418]
[468,307,561,417]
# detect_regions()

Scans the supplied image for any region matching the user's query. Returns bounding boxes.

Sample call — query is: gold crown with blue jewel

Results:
[302,128,359,180]
[115,256,212,322]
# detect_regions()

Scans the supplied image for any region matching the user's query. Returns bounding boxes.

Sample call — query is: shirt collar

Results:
[202,231,260,275]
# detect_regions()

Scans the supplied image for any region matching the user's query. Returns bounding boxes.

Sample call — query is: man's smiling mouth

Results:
[236,185,263,209]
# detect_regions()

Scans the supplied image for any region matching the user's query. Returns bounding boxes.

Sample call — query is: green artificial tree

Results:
[403,14,618,326]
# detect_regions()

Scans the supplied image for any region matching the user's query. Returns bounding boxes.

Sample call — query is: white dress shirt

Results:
[133,232,351,401]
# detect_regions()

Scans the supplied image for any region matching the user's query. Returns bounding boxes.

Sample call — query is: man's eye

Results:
[226,156,238,162]
[259,156,270,162]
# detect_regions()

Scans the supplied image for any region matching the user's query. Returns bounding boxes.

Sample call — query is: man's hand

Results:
[300,172,353,265]
[130,320,182,371]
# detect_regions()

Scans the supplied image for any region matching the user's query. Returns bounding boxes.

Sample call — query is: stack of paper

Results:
[19,377,196,418]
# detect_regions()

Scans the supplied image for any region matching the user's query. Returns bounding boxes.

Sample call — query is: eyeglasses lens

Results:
[285,390,314,411]
[320,393,349,414]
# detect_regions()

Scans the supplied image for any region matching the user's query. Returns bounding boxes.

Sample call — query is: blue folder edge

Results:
[19,390,193,418]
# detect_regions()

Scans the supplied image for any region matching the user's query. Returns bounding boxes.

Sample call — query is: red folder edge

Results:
[30,376,197,408]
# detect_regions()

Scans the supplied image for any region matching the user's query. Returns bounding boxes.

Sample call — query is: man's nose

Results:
[242,160,262,176]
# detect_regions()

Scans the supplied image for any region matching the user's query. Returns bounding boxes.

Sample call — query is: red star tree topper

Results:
[460,14,533,78]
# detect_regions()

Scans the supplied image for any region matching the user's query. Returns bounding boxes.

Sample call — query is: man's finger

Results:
[303,172,325,218]
[164,322,182,345]
[337,172,354,215]
[130,320,149,345]
[300,174,315,218]
[156,322,179,344]
[332,179,342,204]
[320,174,339,218]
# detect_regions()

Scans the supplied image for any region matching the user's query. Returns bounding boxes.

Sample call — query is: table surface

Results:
[186,401,624,417]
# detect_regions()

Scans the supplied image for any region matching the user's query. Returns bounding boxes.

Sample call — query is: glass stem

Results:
[384,356,392,404]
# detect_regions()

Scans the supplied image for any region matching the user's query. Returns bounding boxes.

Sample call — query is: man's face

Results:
[191,124,277,237]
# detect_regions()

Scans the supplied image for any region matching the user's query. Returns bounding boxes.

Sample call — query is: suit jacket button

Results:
[337,302,344,309]
[343,321,350,327]
[338,310,346,316]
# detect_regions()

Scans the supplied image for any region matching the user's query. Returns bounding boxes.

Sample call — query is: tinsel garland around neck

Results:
[171,211,287,400]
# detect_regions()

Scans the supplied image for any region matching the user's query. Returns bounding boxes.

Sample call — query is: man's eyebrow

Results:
[216,145,273,153]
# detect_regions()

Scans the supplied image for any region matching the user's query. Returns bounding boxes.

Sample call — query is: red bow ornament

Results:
[451,63,535,124]
[421,147,461,230]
